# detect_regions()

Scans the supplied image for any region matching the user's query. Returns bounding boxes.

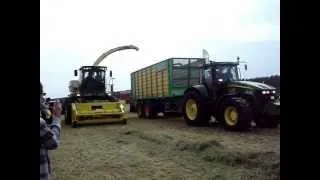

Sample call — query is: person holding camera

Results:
[40,82,62,180]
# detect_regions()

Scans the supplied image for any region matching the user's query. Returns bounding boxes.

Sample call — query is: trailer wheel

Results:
[145,105,151,118]
[183,90,209,126]
[219,98,252,131]
[144,105,156,119]
[137,102,144,118]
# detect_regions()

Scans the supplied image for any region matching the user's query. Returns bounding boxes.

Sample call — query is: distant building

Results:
[113,90,131,103]
[113,90,132,112]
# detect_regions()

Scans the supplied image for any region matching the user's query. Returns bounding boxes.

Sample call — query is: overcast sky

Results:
[40,0,280,98]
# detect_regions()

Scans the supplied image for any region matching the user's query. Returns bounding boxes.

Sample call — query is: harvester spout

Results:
[93,45,139,66]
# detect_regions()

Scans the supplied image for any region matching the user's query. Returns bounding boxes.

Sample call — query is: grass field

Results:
[51,113,280,180]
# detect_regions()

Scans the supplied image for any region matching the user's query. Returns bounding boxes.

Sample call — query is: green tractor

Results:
[183,58,280,131]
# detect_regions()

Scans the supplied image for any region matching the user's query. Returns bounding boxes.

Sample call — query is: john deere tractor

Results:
[183,58,280,131]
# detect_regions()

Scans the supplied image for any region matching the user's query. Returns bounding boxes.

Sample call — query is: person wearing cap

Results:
[40,82,62,180]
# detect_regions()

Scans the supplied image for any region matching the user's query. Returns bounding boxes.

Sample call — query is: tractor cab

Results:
[203,62,240,86]
[202,62,242,100]
[214,62,240,83]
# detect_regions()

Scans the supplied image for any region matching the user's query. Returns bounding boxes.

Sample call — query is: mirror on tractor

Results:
[74,70,78,76]
[110,70,113,77]
[244,64,248,71]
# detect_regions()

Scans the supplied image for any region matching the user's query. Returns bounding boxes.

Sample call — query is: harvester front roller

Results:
[68,101,127,127]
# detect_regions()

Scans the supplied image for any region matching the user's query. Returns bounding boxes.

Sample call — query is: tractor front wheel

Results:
[219,98,252,131]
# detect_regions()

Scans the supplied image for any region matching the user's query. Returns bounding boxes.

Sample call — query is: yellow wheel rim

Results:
[186,99,198,120]
[224,106,239,126]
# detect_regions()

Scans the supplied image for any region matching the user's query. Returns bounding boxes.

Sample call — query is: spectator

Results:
[40,82,62,180]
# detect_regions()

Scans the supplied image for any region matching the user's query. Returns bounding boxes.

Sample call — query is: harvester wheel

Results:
[219,98,252,131]
[137,103,144,118]
[72,121,79,128]
[122,119,127,124]
[183,90,209,126]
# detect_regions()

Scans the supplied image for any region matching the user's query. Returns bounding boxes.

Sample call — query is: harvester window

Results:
[100,71,105,78]
[95,71,105,82]
[83,71,96,79]
[82,72,89,79]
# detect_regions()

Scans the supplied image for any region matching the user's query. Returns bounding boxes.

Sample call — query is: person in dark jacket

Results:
[40,82,62,180]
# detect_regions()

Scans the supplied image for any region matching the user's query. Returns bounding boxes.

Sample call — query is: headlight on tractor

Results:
[262,90,270,95]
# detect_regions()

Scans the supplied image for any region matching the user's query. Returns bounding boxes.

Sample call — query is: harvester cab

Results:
[64,65,126,127]
[183,57,280,131]
[75,66,109,97]
[64,45,139,127]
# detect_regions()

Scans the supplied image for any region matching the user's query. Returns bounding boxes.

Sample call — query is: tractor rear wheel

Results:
[219,98,252,131]
[183,90,209,126]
